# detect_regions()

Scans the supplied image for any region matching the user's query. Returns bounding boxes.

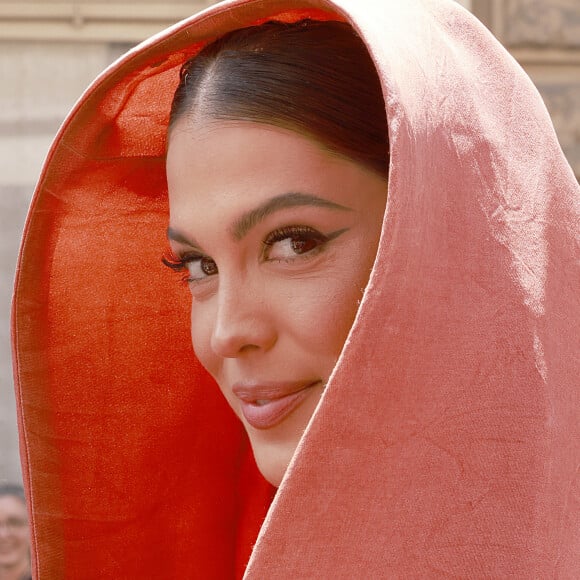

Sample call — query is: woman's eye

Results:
[186,256,218,281]
[263,226,328,261]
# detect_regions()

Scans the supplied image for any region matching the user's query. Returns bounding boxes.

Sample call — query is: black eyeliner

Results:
[326,227,349,241]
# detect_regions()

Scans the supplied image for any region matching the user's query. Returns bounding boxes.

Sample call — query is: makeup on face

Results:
[232,380,324,430]
[166,120,387,486]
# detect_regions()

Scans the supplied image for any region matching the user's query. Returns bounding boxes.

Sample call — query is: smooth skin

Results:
[166,120,387,486]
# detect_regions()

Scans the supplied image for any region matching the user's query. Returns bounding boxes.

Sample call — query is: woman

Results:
[0,485,30,580]
[163,19,388,488]
[11,0,579,578]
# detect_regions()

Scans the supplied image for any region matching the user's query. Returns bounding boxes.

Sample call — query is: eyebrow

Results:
[166,191,352,247]
[231,192,352,240]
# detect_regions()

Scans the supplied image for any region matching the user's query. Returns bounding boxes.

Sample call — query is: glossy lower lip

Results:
[232,380,320,430]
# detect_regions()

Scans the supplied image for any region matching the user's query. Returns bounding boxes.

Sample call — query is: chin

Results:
[250,436,301,488]
[242,383,325,486]
[258,461,287,488]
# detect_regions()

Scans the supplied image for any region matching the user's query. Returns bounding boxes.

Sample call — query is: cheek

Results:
[324,283,362,346]
[297,243,378,356]
[280,269,366,359]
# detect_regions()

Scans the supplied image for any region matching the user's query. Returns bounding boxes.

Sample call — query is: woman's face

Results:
[0,495,29,570]
[166,120,387,486]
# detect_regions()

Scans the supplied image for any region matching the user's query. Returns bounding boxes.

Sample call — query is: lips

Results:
[232,380,320,430]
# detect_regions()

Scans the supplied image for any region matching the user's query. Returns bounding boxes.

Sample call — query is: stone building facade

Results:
[474,0,580,177]
[1,0,578,483]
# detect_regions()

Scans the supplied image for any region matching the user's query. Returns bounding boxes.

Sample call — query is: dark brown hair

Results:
[169,19,389,176]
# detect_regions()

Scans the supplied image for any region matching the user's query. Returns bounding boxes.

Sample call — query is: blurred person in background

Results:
[0,485,30,580]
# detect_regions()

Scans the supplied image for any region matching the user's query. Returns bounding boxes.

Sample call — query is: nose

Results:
[209,277,277,358]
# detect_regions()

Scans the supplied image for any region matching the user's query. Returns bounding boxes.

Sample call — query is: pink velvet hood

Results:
[12,0,580,577]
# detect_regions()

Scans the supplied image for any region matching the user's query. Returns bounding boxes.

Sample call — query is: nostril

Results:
[210,327,263,359]
[210,313,276,358]
[239,343,261,354]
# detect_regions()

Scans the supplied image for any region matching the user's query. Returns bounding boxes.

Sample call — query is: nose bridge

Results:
[210,271,274,357]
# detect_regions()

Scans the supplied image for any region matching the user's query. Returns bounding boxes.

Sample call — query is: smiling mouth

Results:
[232,380,322,430]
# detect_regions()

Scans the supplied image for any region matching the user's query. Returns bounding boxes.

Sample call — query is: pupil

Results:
[291,237,316,254]
[201,257,217,275]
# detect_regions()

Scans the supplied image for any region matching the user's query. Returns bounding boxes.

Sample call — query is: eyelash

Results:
[161,252,188,273]
[161,250,210,284]
[162,225,331,284]
[261,225,328,260]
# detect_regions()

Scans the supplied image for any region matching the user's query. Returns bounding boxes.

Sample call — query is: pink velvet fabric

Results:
[12,0,579,577]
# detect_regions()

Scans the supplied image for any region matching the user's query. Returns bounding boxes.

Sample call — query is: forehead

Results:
[166,119,338,183]
[0,495,27,516]
[165,120,380,217]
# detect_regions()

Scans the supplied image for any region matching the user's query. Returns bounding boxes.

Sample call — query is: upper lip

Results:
[232,380,319,403]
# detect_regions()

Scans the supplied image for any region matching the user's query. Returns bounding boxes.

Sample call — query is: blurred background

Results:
[1,0,579,486]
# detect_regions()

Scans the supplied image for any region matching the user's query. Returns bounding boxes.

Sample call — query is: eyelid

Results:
[162,249,185,271]
[262,225,324,246]
[162,248,205,271]
[263,225,348,248]
[162,224,348,274]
